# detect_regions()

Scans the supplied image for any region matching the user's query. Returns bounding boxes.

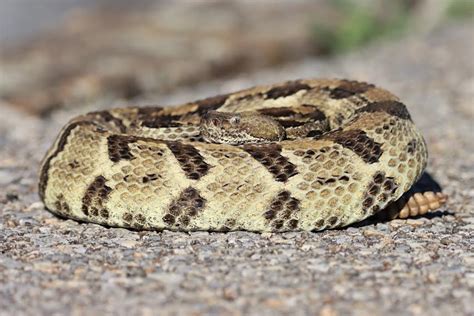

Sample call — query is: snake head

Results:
[200,111,286,145]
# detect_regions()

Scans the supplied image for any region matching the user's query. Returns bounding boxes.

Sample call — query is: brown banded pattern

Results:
[162,187,206,229]
[326,80,374,99]
[264,80,311,99]
[81,175,112,218]
[325,129,383,164]
[38,78,436,232]
[263,191,301,231]
[243,144,298,182]
[356,100,412,120]
[166,142,211,180]
[362,171,399,216]
[53,194,71,216]
[107,135,137,162]
[194,93,230,113]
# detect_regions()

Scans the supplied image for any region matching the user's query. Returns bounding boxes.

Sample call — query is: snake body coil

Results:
[39,79,427,232]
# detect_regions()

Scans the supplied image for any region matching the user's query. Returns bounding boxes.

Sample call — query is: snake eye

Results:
[211,118,219,125]
[229,116,241,125]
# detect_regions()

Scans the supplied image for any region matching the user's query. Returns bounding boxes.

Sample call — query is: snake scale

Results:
[39,79,446,232]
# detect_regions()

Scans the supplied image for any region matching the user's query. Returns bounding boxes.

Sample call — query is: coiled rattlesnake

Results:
[39,79,447,232]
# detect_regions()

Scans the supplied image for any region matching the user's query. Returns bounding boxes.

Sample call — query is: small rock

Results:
[363,229,386,238]
[26,201,45,212]
[116,239,139,248]
[6,192,18,202]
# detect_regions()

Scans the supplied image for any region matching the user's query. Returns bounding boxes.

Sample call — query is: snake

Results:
[38,79,447,232]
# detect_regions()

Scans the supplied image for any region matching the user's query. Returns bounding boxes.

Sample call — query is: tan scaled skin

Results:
[39,79,448,232]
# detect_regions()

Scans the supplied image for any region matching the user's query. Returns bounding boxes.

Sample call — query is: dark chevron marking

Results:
[235,92,262,102]
[107,135,137,162]
[162,187,206,227]
[258,106,326,120]
[234,81,311,103]
[53,194,70,216]
[257,107,301,117]
[194,93,230,113]
[257,106,328,131]
[263,190,301,231]
[362,171,399,215]
[107,135,211,179]
[137,106,182,129]
[327,80,374,99]
[243,144,298,182]
[166,142,211,180]
[136,106,164,118]
[136,106,184,129]
[326,129,383,164]
[276,119,308,128]
[264,81,311,100]
[141,114,183,128]
[303,107,327,121]
[355,100,412,120]
[81,175,112,218]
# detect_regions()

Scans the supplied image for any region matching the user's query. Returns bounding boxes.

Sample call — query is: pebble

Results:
[26,201,45,212]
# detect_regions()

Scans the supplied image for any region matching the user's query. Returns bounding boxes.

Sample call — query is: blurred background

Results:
[1,2,474,315]
[0,0,472,116]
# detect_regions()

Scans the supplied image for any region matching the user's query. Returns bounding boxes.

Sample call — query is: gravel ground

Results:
[1,21,473,315]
